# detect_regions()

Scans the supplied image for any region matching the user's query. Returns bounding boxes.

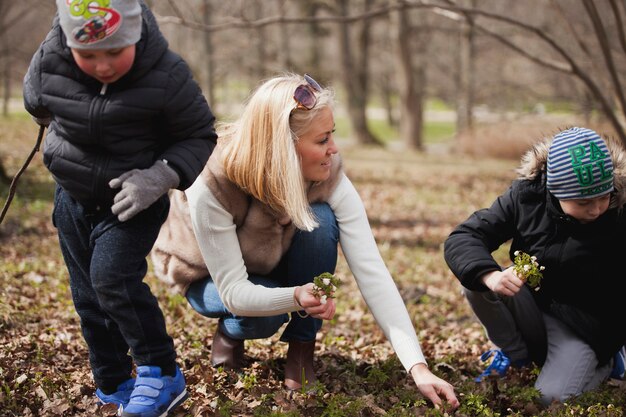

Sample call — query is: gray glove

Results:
[109,160,180,222]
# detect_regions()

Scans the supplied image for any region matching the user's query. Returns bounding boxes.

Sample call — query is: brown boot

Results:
[210,327,246,370]
[284,340,317,391]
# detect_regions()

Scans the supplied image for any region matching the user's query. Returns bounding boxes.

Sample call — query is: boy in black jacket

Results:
[23,1,217,415]
[444,127,626,406]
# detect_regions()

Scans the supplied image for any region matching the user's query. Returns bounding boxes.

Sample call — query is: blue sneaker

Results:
[475,349,511,382]
[96,378,135,411]
[122,365,188,417]
[610,346,626,379]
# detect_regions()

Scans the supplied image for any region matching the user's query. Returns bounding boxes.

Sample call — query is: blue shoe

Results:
[96,378,135,411]
[475,349,511,382]
[121,365,188,417]
[610,346,626,379]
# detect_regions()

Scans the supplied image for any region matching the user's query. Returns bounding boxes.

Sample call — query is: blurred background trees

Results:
[2,0,626,152]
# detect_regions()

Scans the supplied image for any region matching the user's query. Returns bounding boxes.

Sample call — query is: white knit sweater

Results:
[185,172,426,371]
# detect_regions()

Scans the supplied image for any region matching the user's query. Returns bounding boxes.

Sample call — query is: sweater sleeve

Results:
[185,178,299,316]
[328,174,427,371]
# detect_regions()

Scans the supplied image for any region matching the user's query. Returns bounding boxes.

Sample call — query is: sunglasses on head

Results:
[293,74,322,111]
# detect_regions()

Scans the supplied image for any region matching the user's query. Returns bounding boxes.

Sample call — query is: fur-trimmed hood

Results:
[516,134,626,209]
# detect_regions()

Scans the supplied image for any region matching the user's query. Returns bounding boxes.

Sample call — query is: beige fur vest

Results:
[151,145,343,293]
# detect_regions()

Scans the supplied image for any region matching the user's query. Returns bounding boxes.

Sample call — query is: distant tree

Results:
[201,0,216,113]
[335,0,382,145]
[0,1,40,115]
[390,0,428,150]
[418,0,626,145]
[0,159,9,184]
[276,0,293,71]
[453,0,477,135]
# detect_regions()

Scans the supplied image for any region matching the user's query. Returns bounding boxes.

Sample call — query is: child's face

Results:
[71,45,136,84]
[559,193,611,223]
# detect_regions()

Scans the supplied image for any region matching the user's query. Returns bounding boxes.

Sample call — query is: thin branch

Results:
[0,4,39,37]
[549,0,592,59]
[582,0,626,118]
[166,0,186,20]
[609,0,626,54]
[155,2,398,32]
[0,125,45,226]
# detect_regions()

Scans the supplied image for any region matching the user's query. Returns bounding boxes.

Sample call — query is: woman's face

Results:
[295,107,338,183]
[71,45,136,84]
[559,193,611,223]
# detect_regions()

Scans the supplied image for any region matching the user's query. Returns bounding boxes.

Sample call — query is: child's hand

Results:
[109,160,179,222]
[482,269,524,297]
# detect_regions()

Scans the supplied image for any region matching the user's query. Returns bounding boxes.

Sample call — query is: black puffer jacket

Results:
[23,2,216,208]
[444,134,626,364]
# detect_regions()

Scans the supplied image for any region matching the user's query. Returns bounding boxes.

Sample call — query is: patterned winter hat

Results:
[56,0,142,49]
[547,127,614,200]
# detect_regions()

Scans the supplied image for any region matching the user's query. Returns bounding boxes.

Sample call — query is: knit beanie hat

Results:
[56,0,142,50]
[546,127,614,200]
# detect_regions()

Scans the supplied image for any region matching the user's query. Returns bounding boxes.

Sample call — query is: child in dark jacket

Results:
[22,1,217,416]
[444,127,626,406]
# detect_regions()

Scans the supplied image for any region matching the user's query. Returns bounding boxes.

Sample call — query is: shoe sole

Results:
[121,389,188,417]
[158,389,188,417]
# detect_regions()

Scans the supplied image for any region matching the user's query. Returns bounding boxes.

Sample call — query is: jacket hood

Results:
[516,133,626,209]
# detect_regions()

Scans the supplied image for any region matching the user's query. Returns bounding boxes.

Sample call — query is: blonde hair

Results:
[218,73,335,231]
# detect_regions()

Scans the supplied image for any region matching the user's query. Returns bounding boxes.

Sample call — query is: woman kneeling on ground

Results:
[151,73,459,409]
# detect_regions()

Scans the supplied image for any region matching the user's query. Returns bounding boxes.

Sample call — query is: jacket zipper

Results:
[90,83,109,206]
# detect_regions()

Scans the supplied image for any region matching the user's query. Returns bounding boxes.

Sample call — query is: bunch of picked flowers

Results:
[312,272,340,304]
[513,250,545,290]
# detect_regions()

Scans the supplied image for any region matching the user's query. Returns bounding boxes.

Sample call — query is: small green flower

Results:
[513,250,545,290]
[312,272,340,304]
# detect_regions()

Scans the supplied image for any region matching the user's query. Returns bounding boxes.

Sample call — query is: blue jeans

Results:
[53,185,176,392]
[186,203,339,342]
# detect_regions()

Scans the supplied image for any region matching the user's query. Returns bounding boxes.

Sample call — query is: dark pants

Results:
[186,203,339,342]
[53,185,176,391]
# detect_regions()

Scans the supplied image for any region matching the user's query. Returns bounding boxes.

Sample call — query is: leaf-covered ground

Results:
[1,116,625,416]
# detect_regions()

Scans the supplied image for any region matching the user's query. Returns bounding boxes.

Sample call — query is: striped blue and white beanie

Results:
[547,127,614,200]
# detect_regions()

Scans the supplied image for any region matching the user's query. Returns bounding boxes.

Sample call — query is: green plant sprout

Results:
[513,250,545,290]
[312,272,340,304]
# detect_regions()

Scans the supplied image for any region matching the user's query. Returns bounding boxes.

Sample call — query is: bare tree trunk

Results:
[252,1,267,79]
[456,0,476,135]
[2,42,9,117]
[391,1,424,150]
[0,159,9,184]
[202,0,216,114]
[302,2,324,78]
[0,1,10,116]
[277,0,292,71]
[380,72,397,128]
[336,0,380,146]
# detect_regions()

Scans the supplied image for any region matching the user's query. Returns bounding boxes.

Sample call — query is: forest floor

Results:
[1,115,625,416]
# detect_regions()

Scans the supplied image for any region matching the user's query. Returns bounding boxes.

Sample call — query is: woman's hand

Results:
[410,363,460,410]
[482,267,524,297]
[294,284,336,320]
